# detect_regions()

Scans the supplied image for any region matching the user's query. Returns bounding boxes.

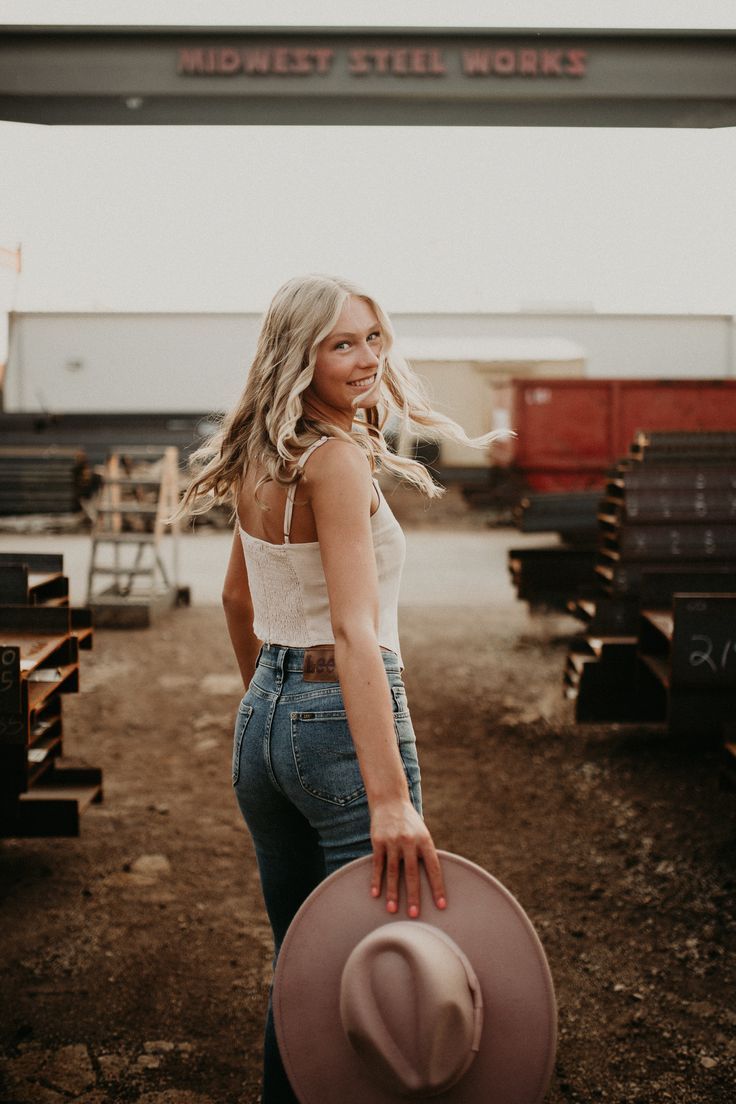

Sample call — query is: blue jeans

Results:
[231,643,423,1103]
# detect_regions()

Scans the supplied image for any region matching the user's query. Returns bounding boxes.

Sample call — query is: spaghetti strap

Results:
[283,436,331,544]
[372,476,382,509]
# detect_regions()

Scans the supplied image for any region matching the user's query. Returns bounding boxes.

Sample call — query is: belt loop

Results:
[275,647,287,686]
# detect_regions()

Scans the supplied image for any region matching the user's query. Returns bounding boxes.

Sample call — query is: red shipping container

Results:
[492,378,736,493]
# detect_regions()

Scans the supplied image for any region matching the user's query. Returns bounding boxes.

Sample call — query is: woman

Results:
[179,274,503,1102]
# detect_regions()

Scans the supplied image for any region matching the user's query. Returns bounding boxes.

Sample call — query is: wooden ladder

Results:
[86,446,181,611]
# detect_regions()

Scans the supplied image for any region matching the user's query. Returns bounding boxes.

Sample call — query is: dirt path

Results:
[1,524,735,1103]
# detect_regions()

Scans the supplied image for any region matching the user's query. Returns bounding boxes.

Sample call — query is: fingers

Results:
[370,842,447,918]
[369,807,447,917]
[420,839,447,911]
[403,848,420,919]
[385,846,400,914]
[370,842,384,900]
[370,839,401,914]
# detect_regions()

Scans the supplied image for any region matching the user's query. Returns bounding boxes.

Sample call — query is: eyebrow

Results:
[330,325,381,338]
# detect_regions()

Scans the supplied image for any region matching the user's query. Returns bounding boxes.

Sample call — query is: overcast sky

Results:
[1,0,736,30]
[1,1,734,322]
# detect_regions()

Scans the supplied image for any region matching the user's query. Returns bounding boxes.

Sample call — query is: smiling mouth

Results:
[347,374,377,389]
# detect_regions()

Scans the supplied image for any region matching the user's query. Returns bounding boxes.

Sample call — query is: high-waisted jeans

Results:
[231,643,423,1104]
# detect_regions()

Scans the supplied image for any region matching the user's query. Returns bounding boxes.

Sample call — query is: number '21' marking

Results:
[689,635,736,674]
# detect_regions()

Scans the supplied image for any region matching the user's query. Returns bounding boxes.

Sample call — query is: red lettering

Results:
[541,49,563,75]
[218,48,241,75]
[427,48,447,75]
[312,48,334,74]
[462,48,493,76]
[372,48,392,74]
[565,49,587,77]
[407,48,446,75]
[494,49,516,75]
[177,48,205,75]
[178,41,584,83]
[393,48,409,75]
[272,47,290,75]
[290,47,311,75]
[409,48,428,74]
[349,45,446,77]
[349,47,370,75]
[518,49,538,76]
[242,49,271,74]
[202,46,336,77]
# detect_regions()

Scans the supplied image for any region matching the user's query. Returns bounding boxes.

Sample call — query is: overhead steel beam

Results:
[0,27,735,126]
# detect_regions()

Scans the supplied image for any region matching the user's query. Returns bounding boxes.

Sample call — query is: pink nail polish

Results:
[408,905,419,918]
[370,886,379,897]
[437,897,447,910]
[387,900,397,914]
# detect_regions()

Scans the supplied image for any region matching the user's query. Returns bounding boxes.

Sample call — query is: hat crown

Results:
[339,922,484,1098]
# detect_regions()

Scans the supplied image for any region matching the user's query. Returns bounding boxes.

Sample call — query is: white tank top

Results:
[238,436,406,668]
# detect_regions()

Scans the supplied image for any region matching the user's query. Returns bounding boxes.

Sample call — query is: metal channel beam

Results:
[1,28,735,126]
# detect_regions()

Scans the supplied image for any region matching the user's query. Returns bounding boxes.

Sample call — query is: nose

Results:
[358,340,380,368]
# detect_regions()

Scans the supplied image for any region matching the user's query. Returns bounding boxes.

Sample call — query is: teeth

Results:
[348,374,376,389]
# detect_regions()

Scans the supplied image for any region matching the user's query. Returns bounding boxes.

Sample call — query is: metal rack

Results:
[0,552,101,837]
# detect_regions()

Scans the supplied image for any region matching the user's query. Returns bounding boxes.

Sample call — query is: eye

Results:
[334,340,350,351]
[367,331,381,342]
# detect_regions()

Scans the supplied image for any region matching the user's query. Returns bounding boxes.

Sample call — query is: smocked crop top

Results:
[238,436,406,668]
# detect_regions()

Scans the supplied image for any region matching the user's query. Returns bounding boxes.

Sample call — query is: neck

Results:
[302,394,355,434]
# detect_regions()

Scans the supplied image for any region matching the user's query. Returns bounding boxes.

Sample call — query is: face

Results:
[304,296,383,429]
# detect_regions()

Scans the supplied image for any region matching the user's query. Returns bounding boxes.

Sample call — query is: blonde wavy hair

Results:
[178,273,507,518]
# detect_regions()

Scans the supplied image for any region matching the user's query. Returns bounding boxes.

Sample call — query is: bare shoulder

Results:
[302,438,372,493]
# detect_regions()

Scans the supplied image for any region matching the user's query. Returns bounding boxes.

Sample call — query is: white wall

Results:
[0,122,47,363]
[6,310,733,415]
[395,313,735,379]
[6,312,261,412]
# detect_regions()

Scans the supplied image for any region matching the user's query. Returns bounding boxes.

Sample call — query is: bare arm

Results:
[308,440,447,918]
[222,527,263,689]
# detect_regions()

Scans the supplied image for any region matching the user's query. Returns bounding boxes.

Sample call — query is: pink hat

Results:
[273,850,557,1103]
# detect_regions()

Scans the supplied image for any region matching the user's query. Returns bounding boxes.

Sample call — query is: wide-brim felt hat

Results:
[274,850,557,1104]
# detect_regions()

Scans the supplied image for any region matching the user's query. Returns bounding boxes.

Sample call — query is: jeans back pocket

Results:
[290,709,365,806]
[232,703,254,785]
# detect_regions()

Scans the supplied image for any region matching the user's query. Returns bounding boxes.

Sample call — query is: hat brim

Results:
[274,850,557,1104]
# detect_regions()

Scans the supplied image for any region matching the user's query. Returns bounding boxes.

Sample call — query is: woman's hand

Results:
[369,798,447,918]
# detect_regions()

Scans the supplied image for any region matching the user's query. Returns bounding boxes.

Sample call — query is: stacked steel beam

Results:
[0,412,217,467]
[507,547,598,613]
[0,448,96,515]
[596,440,736,597]
[564,431,736,735]
[514,492,601,541]
[638,595,736,742]
[507,492,600,612]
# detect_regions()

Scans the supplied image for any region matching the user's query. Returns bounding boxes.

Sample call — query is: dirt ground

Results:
[1,488,735,1104]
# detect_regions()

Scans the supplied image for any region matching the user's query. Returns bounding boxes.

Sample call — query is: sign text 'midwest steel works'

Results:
[177,44,588,79]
